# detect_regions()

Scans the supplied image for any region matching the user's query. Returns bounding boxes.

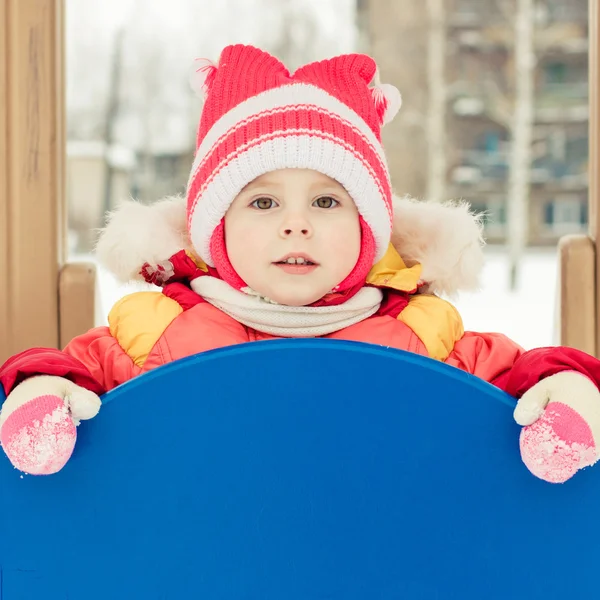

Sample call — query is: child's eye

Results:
[251,197,277,210]
[313,196,339,209]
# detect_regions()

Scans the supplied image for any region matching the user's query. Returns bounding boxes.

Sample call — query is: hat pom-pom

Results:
[189,57,218,100]
[371,82,402,126]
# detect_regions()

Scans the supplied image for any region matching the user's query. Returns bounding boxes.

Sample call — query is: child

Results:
[1,44,600,483]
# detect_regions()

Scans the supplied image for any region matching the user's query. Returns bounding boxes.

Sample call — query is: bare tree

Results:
[426,0,447,202]
[506,0,535,290]
[458,0,535,290]
[266,0,355,70]
[102,27,125,215]
[67,0,358,207]
[269,0,305,68]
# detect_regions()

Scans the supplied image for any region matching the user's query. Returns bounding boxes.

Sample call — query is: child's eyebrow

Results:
[312,183,343,190]
[243,178,279,191]
[310,181,346,193]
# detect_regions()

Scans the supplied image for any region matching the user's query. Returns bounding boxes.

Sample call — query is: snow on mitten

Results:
[514,371,600,483]
[0,376,101,475]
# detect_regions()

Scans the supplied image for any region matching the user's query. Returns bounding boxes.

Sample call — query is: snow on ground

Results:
[88,245,559,352]
[450,246,559,350]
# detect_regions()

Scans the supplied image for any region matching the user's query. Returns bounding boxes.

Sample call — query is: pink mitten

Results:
[514,372,600,483]
[0,376,101,475]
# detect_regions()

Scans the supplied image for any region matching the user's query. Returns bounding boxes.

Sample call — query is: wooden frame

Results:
[0,0,95,363]
[592,0,600,355]
[557,234,595,353]
[554,1,598,356]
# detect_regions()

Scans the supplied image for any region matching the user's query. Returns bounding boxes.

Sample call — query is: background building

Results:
[360,0,589,245]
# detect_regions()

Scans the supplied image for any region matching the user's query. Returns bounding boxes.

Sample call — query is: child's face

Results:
[224,169,361,306]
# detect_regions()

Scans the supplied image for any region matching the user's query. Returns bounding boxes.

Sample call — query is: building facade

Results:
[360,0,589,244]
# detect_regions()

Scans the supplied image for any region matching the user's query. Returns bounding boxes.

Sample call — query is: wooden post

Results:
[0,0,95,364]
[0,0,9,363]
[426,0,446,203]
[557,235,596,355]
[556,1,598,357]
[591,0,600,356]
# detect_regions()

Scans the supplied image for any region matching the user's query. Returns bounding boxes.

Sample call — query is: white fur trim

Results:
[95,196,188,284]
[189,83,389,186]
[391,195,485,298]
[94,192,486,298]
[189,134,392,267]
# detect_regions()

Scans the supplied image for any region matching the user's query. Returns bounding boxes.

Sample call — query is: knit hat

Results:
[186,44,401,293]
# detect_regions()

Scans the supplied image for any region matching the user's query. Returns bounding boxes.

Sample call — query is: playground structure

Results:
[1,339,599,598]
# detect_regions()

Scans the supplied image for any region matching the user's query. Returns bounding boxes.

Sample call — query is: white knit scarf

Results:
[190,276,383,337]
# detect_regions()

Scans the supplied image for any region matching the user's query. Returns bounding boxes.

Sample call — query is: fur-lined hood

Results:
[95,194,485,298]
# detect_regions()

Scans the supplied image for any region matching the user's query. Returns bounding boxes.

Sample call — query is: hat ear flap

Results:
[189,57,218,101]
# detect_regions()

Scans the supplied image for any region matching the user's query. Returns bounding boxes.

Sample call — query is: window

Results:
[544,195,587,234]
[483,132,500,153]
[544,62,567,84]
[565,135,588,173]
[543,0,588,23]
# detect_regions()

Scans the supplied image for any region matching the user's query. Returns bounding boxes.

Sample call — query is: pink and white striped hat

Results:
[186,44,401,292]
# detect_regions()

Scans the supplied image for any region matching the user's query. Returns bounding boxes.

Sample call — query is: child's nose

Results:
[282,226,310,236]
[280,215,312,238]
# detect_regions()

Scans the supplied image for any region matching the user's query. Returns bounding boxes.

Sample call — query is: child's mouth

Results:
[274,256,318,274]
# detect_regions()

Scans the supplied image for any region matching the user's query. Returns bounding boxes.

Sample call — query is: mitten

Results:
[0,376,101,475]
[514,371,600,483]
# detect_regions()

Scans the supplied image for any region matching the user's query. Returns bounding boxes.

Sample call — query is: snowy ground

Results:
[450,246,559,350]
[90,245,559,351]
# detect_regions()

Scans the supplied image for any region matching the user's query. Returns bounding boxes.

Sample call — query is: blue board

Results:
[0,339,599,599]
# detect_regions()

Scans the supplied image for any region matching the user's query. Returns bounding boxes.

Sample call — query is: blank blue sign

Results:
[1,339,599,599]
